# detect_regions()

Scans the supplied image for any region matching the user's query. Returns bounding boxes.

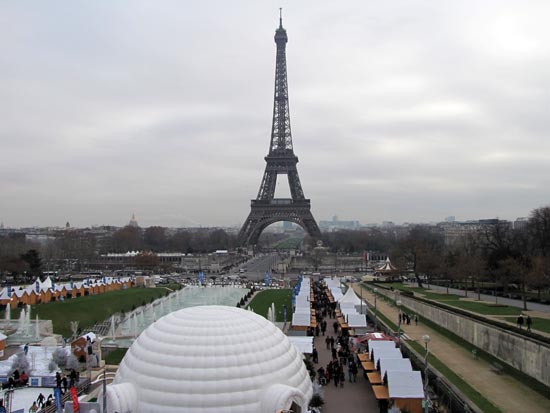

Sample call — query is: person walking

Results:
[312,346,319,364]
[348,361,354,383]
[29,401,39,412]
[526,315,533,332]
[351,360,358,382]
[36,393,45,408]
[414,314,418,326]
[517,315,524,329]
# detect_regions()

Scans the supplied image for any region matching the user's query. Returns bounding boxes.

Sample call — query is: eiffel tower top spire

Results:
[271,9,292,155]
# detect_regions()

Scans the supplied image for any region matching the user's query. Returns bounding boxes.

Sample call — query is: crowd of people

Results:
[2,368,29,389]
[308,281,360,389]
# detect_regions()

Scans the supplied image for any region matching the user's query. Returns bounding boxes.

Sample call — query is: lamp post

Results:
[373,288,378,330]
[396,299,402,346]
[422,334,431,413]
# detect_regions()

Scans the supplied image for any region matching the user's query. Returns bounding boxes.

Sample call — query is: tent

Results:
[346,314,367,328]
[338,286,366,307]
[368,339,395,358]
[387,370,424,413]
[380,358,413,381]
[372,348,403,368]
[291,313,311,327]
[287,336,314,354]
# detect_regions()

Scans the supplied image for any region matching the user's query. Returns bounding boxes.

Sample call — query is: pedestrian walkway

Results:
[311,312,379,413]
[406,282,550,314]
[352,284,550,413]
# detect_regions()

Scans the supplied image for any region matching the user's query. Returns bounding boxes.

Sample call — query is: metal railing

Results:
[37,378,91,413]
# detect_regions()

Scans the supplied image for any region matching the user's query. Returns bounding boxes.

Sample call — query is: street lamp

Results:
[396,300,402,346]
[422,334,431,413]
[373,288,378,330]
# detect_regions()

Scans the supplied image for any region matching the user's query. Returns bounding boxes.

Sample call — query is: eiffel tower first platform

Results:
[239,13,321,246]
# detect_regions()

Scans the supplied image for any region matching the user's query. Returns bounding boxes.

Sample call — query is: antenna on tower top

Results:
[279,7,283,28]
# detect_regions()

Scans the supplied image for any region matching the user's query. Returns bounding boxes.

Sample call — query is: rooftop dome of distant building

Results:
[104,305,312,413]
[128,212,139,227]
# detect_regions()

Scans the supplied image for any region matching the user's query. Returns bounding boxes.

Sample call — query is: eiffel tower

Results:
[239,12,321,246]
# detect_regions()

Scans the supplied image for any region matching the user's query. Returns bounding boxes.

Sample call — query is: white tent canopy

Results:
[346,314,367,328]
[292,313,311,327]
[387,371,424,398]
[338,287,365,306]
[380,358,413,379]
[288,336,314,354]
[368,340,395,357]
[373,348,403,366]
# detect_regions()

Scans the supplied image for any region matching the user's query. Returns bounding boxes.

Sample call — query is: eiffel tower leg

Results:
[239,202,321,246]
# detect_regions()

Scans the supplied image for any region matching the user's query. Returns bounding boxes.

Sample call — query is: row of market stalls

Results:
[291,276,316,331]
[325,278,368,334]
[0,275,133,308]
[358,336,425,413]
[290,276,369,333]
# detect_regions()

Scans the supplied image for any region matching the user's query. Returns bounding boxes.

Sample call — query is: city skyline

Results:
[2,1,549,228]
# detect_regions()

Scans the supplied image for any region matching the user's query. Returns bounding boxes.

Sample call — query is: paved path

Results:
[406,282,550,313]
[352,284,550,413]
[311,313,379,413]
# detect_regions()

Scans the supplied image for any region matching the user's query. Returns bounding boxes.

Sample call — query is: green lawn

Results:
[371,283,523,316]
[29,287,169,337]
[497,316,550,333]
[247,289,292,322]
[439,300,523,315]
[273,237,303,249]
[421,292,463,301]
[104,348,128,365]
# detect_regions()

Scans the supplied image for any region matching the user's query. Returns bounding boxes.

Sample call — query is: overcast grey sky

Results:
[1,1,550,228]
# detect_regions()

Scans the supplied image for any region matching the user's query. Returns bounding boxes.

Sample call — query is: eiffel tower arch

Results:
[239,13,321,246]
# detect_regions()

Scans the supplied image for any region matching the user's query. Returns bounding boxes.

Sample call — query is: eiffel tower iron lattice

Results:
[239,13,321,245]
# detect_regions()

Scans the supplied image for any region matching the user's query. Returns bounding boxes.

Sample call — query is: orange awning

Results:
[367,372,383,384]
[358,353,370,362]
[361,361,376,371]
[372,385,389,400]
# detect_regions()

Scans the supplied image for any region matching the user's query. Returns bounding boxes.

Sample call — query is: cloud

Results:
[1,0,549,228]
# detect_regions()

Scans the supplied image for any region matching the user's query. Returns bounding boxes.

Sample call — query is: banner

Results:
[265,272,270,287]
[71,387,80,412]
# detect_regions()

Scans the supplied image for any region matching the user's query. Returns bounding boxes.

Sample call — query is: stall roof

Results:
[291,313,311,327]
[346,313,367,328]
[373,348,403,366]
[287,336,314,354]
[387,371,424,399]
[380,358,413,380]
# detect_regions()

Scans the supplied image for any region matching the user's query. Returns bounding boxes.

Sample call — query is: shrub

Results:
[52,348,68,368]
[309,394,324,408]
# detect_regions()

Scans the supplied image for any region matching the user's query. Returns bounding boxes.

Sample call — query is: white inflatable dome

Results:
[105,305,312,413]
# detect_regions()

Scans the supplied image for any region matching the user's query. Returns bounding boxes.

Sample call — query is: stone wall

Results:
[375,287,550,387]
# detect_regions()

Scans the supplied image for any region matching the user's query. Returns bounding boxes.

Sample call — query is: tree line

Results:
[324,206,550,307]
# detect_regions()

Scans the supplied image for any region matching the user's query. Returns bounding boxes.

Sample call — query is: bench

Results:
[490,362,504,374]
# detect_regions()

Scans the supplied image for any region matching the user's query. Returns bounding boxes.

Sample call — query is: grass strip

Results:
[104,348,128,365]
[247,289,292,322]
[411,306,550,400]
[31,287,168,337]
